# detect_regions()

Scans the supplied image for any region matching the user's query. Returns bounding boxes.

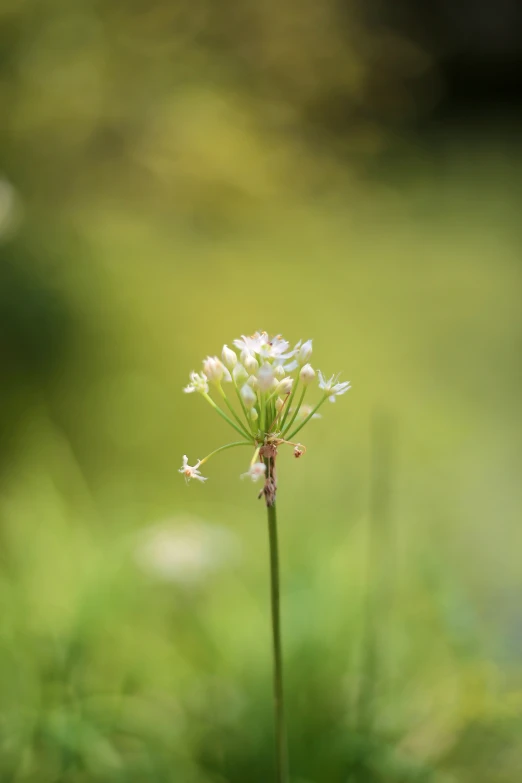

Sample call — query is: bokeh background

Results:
[1,0,522,780]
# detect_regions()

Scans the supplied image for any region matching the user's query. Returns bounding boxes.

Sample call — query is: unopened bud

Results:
[243,353,259,374]
[241,383,257,409]
[202,356,227,383]
[257,363,274,392]
[276,377,293,396]
[298,339,313,364]
[299,363,316,385]
[222,344,237,369]
[233,363,248,384]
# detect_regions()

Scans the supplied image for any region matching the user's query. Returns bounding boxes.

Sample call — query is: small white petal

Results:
[241,462,266,482]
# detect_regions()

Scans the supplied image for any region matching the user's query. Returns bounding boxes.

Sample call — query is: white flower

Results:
[240,383,257,409]
[258,335,294,361]
[318,370,351,402]
[234,332,298,362]
[234,332,267,355]
[203,356,231,383]
[184,371,209,394]
[135,517,241,586]
[299,363,316,385]
[179,455,207,483]
[222,344,237,369]
[241,462,267,482]
[298,339,313,364]
[276,376,293,396]
[257,363,274,392]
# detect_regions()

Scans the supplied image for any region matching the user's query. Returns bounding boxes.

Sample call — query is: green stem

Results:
[198,440,253,466]
[203,393,253,440]
[279,375,300,431]
[218,384,252,438]
[286,394,328,441]
[260,391,267,435]
[282,387,307,436]
[266,500,288,783]
[233,380,256,435]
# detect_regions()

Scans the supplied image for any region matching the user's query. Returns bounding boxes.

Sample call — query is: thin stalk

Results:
[260,391,267,434]
[286,394,328,441]
[279,375,300,431]
[198,440,253,466]
[282,387,307,437]
[202,393,252,440]
[217,384,252,438]
[266,499,288,783]
[233,380,256,435]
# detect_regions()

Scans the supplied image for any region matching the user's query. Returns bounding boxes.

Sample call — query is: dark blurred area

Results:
[1,1,522,781]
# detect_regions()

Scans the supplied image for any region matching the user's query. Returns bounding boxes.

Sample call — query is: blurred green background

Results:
[1,0,522,781]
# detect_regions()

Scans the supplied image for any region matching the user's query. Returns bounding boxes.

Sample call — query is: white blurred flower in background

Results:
[135,517,241,587]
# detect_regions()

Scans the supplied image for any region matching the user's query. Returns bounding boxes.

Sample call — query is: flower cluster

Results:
[179,331,350,502]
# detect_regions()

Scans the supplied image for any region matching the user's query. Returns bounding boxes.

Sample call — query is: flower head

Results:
[179,455,207,483]
[180,332,351,500]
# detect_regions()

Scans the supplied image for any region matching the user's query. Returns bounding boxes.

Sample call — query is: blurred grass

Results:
[2,0,522,779]
[2,154,522,780]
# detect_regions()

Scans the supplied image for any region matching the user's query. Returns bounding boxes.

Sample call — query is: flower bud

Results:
[222,344,237,369]
[232,363,248,384]
[243,353,259,374]
[299,363,316,385]
[257,363,274,392]
[276,376,293,396]
[299,339,313,364]
[247,374,259,390]
[240,383,257,409]
[202,356,227,383]
[273,364,285,379]
[275,397,285,412]
[250,407,259,421]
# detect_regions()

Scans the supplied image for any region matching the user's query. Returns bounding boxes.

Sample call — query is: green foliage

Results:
[1,1,522,780]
